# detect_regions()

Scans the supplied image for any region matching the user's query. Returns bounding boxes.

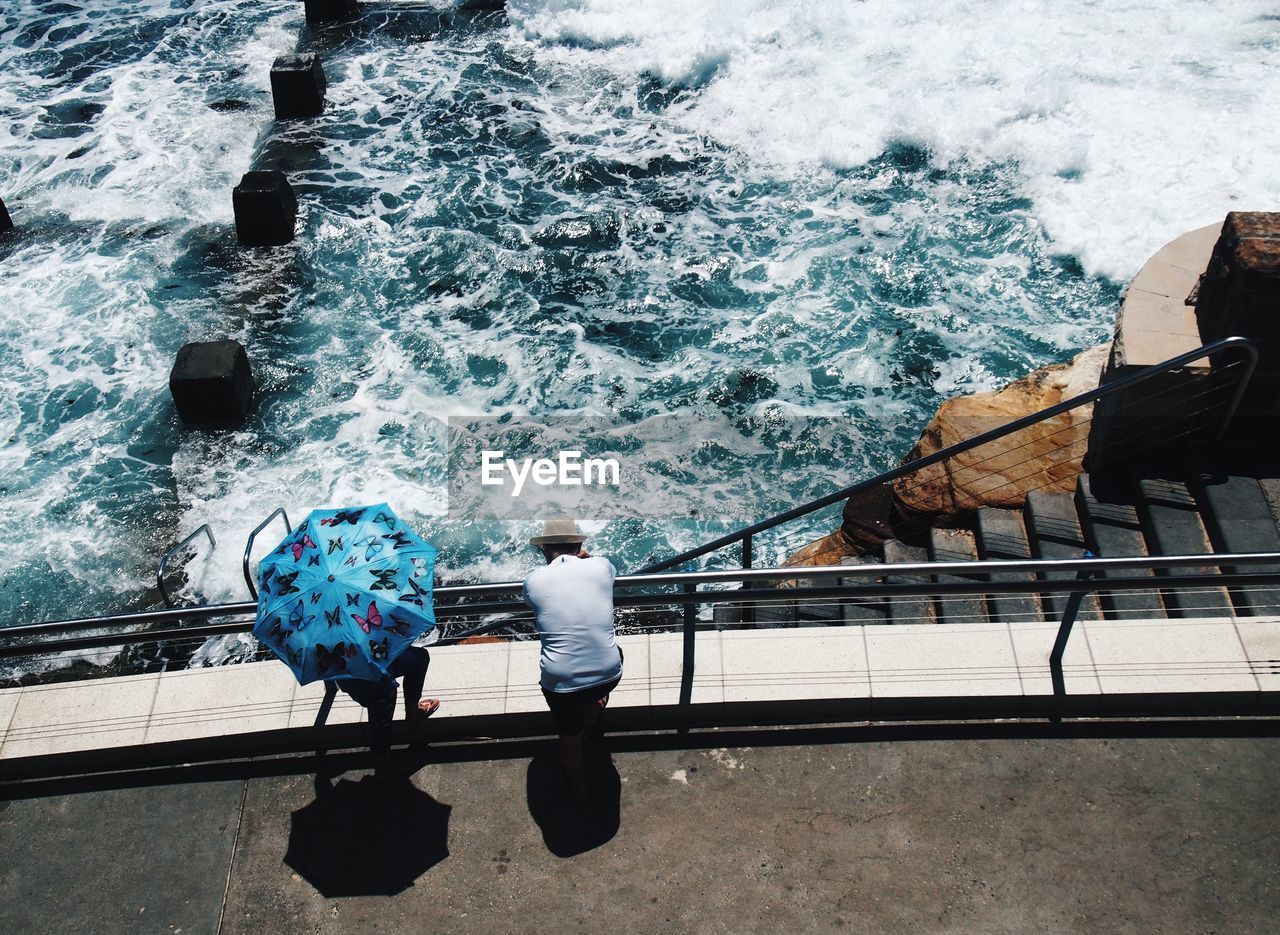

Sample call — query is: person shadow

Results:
[525,741,621,857]
[284,768,451,897]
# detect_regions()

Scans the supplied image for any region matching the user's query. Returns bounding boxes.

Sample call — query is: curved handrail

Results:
[635,336,1259,574]
[156,524,216,608]
[242,508,292,600]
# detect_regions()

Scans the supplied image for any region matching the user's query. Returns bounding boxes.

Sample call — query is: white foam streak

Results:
[510,0,1280,278]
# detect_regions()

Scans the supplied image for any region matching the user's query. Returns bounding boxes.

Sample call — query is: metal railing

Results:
[635,336,1258,574]
[156,525,215,608]
[7,553,1280,706]
[243,508,291,599]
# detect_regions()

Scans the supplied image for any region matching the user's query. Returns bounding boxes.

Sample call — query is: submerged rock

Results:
[208,98,253,113]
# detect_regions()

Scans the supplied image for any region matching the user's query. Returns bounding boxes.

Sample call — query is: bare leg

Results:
[395,647,431,720]
[559,733,589,803]
[582,692,610,730]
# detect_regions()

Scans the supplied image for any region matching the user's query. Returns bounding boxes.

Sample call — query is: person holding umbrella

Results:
[523,517,622,803]
[254,503,442,780]
[335,647,440,780]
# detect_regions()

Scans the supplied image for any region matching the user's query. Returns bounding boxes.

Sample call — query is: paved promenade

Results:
[2,721,1279,934]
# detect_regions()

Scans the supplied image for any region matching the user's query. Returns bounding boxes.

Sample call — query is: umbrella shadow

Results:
[284,771,451,897]
[525,743,621,858]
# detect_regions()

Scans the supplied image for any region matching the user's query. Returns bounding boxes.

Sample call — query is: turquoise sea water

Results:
[0,1,1277,646]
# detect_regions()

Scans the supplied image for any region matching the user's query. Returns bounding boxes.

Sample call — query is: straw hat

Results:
[530,517,587,546]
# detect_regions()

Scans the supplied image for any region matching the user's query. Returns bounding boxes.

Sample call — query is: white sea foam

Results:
[2,0,1276,642]
[508,0,1280,279]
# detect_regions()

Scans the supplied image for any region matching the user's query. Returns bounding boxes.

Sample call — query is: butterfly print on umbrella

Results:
[316,642,358,674]
[399,576,429,607]
[320,509,365,527]
[382,530,411,550]
[355,536,384,561]
[264,616,293,645]
[290,534,317,561]
[353,602,383,633]
[289,603,315,631]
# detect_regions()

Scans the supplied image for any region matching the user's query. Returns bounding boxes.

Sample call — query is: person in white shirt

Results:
[523,517,623,803]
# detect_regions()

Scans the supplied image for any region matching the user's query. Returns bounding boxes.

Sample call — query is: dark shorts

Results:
[542,673,621,736]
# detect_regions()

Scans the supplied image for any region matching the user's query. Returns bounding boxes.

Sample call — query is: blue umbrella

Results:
[253,503,437,685]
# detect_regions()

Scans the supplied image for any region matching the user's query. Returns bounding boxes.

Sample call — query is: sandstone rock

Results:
[781,527,858,568]
[892,343,1110,522]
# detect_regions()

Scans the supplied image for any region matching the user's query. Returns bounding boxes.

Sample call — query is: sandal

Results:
[405,698,441,729]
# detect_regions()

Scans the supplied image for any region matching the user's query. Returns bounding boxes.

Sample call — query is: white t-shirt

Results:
[523,554,622,693]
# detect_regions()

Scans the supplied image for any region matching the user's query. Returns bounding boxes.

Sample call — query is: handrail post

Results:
[1049,568,1093,714]
[742,534,755,626]
[679,582,697,728]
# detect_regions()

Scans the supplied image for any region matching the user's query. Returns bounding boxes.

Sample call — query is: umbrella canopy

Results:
[253,503,437,684]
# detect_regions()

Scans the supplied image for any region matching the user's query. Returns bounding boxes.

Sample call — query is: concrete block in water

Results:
[304,0,360,25]
[169,340,255,426]
[271,53,326,120]
[0,196,12,234]
[232,170,297,247]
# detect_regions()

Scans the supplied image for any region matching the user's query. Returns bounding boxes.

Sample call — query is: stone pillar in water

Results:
[233,170,297,247]
[169,340,256,427]
[0,197,12,235]
[1195,211,1280,438]
[1196,213,1280,356]
[271,53,326,120]
[304,0,360,25]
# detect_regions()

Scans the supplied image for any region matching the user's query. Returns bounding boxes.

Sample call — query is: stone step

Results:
[1132,476,1234,618]
[1192,472,1280,617]
[1074,474,1166,619]
[927,528,988,626]
[974,507,1042,623]
[795,574,848,626]
[747,589,798,628]
[838,557,891,626]
[883,539,935,624]
[1023,491,1101,621]
[712,587,798,628]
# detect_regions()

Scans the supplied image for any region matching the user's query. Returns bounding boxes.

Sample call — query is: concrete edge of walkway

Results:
[2,616,1279,781]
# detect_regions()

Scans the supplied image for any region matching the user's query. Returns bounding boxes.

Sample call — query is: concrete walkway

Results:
[2,722,1279,933]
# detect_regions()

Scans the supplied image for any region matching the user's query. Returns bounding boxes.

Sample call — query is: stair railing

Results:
[156,524,216,608]
[634,336,1259,575]
[242,508,292,600]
